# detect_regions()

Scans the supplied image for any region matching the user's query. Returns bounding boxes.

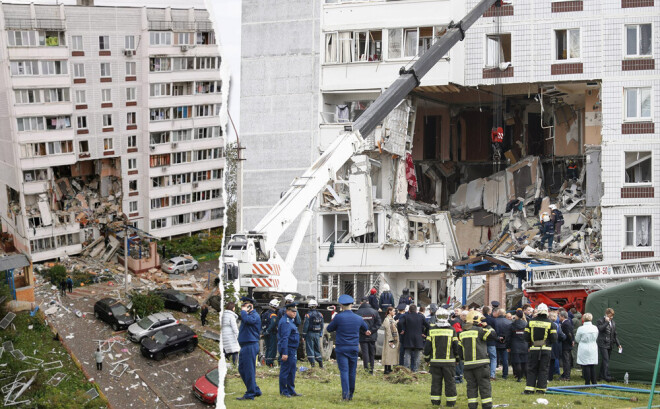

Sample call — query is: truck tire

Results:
[321,333,334,361]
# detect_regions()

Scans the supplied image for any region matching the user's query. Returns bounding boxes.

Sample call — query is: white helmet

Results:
[285,294,295,302]
[381,283,390,292]
[549,204,557,210]
[308,299,318,307]
[543,215,550,222]
[269,299,280,308]
[435,307,450,327]
[536,303,549,315]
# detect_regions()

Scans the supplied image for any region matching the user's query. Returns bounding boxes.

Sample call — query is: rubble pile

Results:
[52,175,122,228]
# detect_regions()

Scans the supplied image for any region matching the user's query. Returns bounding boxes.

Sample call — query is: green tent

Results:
[585,279,660,383]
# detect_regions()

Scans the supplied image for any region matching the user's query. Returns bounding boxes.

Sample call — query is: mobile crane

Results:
[222,0,504,299]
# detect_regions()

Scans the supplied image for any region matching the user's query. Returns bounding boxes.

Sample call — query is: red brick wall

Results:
[622,122,654,134]
[483,4,514,17]
[621,187,654,198]
[552,1,583,12]
[551,63,583,75]
[483,66,514,78]
[621,0,654,7]
[621,251,654,259]
[622,59,655,71]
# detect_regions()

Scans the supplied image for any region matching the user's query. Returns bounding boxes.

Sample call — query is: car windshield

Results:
[137,317,154,330]
[205,369,219,386]
[153,331,169,344]
[174,293,188,302]
[166,259,178,266]
[110,304,128,316]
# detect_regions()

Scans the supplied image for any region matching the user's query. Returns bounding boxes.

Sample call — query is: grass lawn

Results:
[0,312,108,408]
[223,361,654,409]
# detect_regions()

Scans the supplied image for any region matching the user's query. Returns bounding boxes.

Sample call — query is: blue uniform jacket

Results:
[379,291,394,308]
[278,307,301,327]
[302,310,324,337]
[263,308,278,336]
[238,309,261,344]
[278,316,300,354]
[326,310,368,347]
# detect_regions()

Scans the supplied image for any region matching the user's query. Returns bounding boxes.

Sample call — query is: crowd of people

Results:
[222,287,621,407]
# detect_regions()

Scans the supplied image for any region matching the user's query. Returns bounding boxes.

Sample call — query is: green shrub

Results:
[161,228,224,258]
[48,264,67,285]
[129,291,164,318]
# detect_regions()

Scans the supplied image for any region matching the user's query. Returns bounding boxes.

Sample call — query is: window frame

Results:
[624,215,653,249]
[624,87,652,122]
[99,35,110,51]
[102,113,113,128]
[100,62,111,78]
[624,24,652,58]
[623,151,653,186]
[126,87,137,102]
[128,158,137,170]
[103,137,113,151]
[76,116,88,130]
[73,63,85,78]
[126,61,136,76]
[127,134,137,148]
[71,35,83,51]
[125,35,135,50]
[101,88,112,103]
[127,112,137,126]
[554,28,581,62]
[75,89,86,104]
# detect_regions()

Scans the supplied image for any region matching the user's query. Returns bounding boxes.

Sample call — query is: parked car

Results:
[140,324,198,361]
[94,298,135,331]
[153,289,200,313]
[206,295,220,312]
[127,312,178,343]
[192,368,219,405]
[161,256,199,274]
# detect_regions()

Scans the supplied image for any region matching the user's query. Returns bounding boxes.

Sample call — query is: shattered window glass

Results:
[625,152,652,184]
[388,28,402,59]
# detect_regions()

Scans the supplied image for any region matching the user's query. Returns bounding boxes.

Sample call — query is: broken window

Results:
[192,211,210,222]
[625,152,652,184]
[555,29,580,60]
[78,141,89,153]
[30,237,55,253]
[322,214,350,243]
[15,89,40,104]
[353,30,382,62]
[150,131,170,145]
[171,213,191,226]
[626,24,652,57]
[151,218,167,229]
[486,34,511,67]
[404,28,418,57]
[625,87,651,120]
[325,32,338,63]
[626,215,652,247]
[338,32,353,63]
[10,60,39,76]
[103,138,113,151]
[129,180,138,192]
[149,31,171,45]
[23,169,47,182]
[196,31,215,45]
[417,27,433,56]
[151,176,169,188]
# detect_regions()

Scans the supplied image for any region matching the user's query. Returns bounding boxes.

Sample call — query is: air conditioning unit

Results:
[180,45,190,52]
[161,166,168,171]
[192,182,199,189]
[171,142,178,149]
[124,49,134,57]
[149,145,155,151]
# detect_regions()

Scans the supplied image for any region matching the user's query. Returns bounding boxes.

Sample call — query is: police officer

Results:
[356,296,381,374]
[459,310,498,409]
[236,296,262,400]
[326,294,370,401]
[302,299,324,368]
[424,308,461,407]
[277,294,300,364]
[278,302,302,397]
[261,299,280,367]
[399,288,413,306]
[523,303,558,394]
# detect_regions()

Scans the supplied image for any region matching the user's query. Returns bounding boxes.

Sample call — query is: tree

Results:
[129,291,164,318]
[48,265,67,285]
[224,141,239,238]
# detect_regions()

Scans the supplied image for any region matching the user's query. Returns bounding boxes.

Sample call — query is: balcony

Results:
[148,20,214,31]
[21,152,75,169]
[149,217,222,238]
[4,18,65,30]
[29,222,80,239]
[23,181,49,195]
[31,243,82,263]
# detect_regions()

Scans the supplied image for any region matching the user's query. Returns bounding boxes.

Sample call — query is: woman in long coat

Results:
[508,310,528,382]
[381,307,399,374]
[575,312,599,385]
[222,302,240,365]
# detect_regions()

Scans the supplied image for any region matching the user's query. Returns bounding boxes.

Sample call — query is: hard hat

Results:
[269,299,280,308]
[543,215,550,222]
[308,299,318,307]
[370,288,377,295]
[536,303,549,315]
[466,310,484,324]
[436,307,450,326]
[382,283,390,292]
[549,204,557,210]
[285,294,295,302]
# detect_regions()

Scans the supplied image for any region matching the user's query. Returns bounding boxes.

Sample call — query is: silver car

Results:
[161,256,199,274]
[127,312,178,343]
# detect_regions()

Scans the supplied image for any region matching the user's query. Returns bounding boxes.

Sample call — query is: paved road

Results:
[36,282,218,409]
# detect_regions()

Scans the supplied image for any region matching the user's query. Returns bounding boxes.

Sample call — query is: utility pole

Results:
[124,224,129,294]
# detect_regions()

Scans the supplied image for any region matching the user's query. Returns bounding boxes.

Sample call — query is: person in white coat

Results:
[575,313,599,385]
[222,301,240,366]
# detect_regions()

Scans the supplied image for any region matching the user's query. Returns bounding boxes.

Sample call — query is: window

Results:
[126,87,136,101]
[149,154,170,168]
[150,83,171,97]
[486,34,511,67]
[172,129,192,141]
[195,81,220,94]
[99,35,110,50]
[151,198,169,209]
[79,140,89,153]
[171,172,191,185]
[555,29,580,60]
[7,31,37,47]
[44,88,69,103]
[10,60,39,76]
[103,114,113,128]
[129,180,138,192]
[23,168,48,182]
[625,88,651,121]
[16,117,45,132]
[151,176,169,187]
[75,90,86,104]
[173,57,195,71]
[126,61,136,76]
[41,60,68,75]
[150,57,171,72]
[212,169,223,179]
[625,152,652,184]
[196,57,218,69]
[101,88,112,103]
[178,32,193,45]
[172,151,191,164]
[127,135,137,148]
[45,116,71,130]
[71,35,83,51]
[151,218,167,229]
[174,106,192,119]
[150,132,170,145]
[195,104,213,117]
[15,89,40,104]
[73,63,85,78]
[171,194,191,206]
[77,116,87,129]
[129,201,138,213]
[150,108,170,121]
[625,216,652,247]
[625,24,652,57]
[128,158,137,170]
[47,141,73,155]
[125,35,135,50]
[172,82,192,95]
[150,32,171,45]
[196,31,214,45]
[103,138,113,151]
[195,126,220,139]
[100,62,111,77]
[127,112,137,125]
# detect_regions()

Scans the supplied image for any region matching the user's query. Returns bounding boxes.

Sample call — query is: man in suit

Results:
[399,304,429,372]
[596,308,621,382]
[559,310,574,380]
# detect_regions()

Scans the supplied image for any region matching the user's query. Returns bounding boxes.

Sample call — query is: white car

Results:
[127,312,178,343]
[161,256,199,274]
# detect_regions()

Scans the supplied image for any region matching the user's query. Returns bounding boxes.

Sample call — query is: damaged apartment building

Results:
[0,1,225,263]
[239,0,659,304]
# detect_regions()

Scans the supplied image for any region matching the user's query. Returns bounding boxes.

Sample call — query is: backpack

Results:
[553,209,564,223]
[309,310,324,332]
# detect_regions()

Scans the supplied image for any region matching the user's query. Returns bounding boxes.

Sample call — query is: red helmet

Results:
[370,288,377,295]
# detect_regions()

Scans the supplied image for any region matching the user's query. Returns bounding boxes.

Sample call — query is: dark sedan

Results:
[140,324,198,361]
[94,298,135,331]
[152,289,200,313]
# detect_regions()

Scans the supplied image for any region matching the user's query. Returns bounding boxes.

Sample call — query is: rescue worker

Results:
[523,303,558,394]
[356,296,381,374]
[567,159,578,180]
[278,302,302,397]
[261,299,280,367]
[459,310,498,409]
[399,288,413,306]
[549,204,564,239]
[379,283,395,310]
[326,294,371,401]
[302,299,324,368]
[491,126,504,161]
[538,213,555,252]
[368,288,379,311]
[424,307,461,407]
[426,303,439,325]
[236,297,262,400]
